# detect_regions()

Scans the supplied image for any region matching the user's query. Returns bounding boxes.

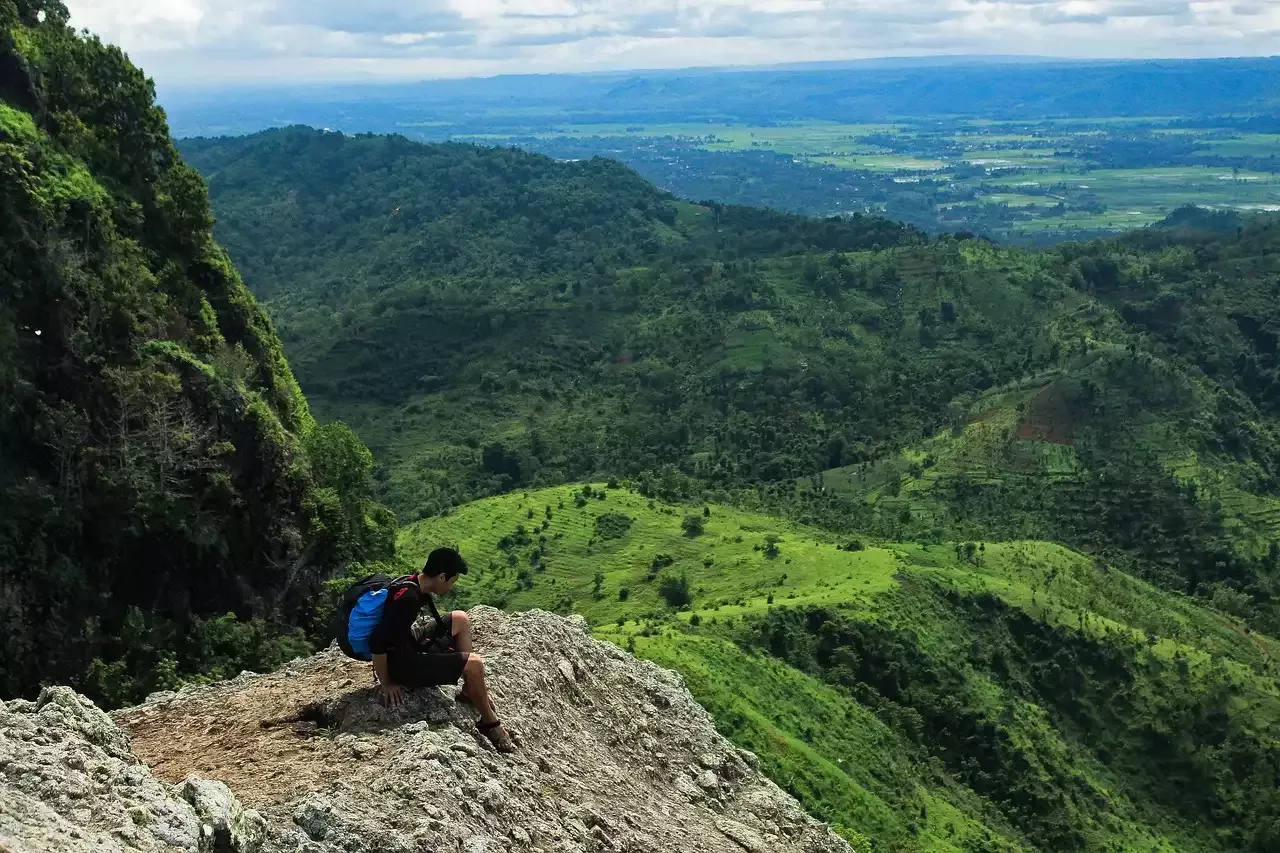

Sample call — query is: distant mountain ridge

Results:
[162,56,1280,139]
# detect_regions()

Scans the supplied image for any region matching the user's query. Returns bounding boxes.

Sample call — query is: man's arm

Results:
[372,653,391,686]
[369,585,418,656]
[368,584,419,707]
[371,653,403,707]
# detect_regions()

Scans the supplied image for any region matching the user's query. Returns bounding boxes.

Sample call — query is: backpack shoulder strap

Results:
[388,575,419,599]
[424,592,444,626]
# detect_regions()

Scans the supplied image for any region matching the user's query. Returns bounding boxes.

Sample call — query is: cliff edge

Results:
[0,606,853,853]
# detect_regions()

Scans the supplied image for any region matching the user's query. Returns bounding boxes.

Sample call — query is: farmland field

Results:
[458,119,1280,242]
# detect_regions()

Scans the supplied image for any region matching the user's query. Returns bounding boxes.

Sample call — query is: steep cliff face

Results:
[0,0,396,706]
[0,608,855,853]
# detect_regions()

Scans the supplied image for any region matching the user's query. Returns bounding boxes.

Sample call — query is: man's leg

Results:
[462,654,495,722]
[448,607,481,701]
[453,611,489,708]
[450,610,473,654]
[464,653,515,752]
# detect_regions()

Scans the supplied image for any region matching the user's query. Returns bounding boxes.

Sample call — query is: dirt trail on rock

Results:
[115,651,374,807]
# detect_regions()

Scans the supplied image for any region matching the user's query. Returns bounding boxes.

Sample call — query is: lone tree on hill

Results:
[682,514,706,537]
[659,573,692,608]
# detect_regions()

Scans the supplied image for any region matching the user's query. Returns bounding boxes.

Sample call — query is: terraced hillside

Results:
[399,484,1280,853]
[811,366,1280,553]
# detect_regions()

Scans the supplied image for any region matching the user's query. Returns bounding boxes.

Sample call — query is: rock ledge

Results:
[1,607,851,853]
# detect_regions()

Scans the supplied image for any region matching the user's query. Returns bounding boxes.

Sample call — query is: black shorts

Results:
[387,649,468,688]
[388,611,467,688]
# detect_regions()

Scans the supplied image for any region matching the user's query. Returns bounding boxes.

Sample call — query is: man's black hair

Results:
[423,547,468,578]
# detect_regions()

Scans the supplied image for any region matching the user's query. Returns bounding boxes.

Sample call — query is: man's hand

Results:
[379,682,405,708]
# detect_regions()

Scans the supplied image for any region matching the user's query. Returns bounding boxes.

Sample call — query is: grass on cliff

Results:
[401,484,1279,853]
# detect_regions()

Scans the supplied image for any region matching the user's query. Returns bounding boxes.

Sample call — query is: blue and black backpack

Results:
[333,573,417,661]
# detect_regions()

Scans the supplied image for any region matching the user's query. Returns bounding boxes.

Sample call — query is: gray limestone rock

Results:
[2,607,854,853]
[180,776,268,852]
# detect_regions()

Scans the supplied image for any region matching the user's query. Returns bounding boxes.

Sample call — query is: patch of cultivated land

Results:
[462,118,1280,240]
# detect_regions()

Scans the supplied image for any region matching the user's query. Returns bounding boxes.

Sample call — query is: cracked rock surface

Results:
[1,606,852,853]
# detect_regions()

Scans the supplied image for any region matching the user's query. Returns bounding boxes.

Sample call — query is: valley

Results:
[176,128,1280,851]
[165,58,1280,244]
[183,129,1280,637]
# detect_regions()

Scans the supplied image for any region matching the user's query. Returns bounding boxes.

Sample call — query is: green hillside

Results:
[786,222,1280,636]
[402,484,1280,853]
[180,130,1049,518]
[180,130,1280,635]
[0,2,394,706]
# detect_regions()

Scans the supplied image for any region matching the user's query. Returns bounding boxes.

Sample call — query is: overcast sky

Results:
[64,0,1280,87]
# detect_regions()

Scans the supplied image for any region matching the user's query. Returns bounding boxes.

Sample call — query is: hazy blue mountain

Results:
[162,57,1280,140]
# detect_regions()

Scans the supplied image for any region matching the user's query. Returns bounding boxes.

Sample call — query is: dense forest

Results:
[0,1,394,706]
[183,130,1280,637]
[180,128,929,506]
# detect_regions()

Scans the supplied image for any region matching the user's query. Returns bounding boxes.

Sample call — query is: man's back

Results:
[368,578,430,657]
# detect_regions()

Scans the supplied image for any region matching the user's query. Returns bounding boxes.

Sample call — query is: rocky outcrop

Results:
[0,607,853,853]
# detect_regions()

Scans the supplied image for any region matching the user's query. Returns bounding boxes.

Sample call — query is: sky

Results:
[64,0,1280,87]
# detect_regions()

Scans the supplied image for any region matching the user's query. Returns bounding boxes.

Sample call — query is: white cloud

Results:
[63,0,1280,86]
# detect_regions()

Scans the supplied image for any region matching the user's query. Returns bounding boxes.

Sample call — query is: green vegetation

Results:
[780,213,1280,639]
[0,2,394,706]
[404,485,1280,852]
[176,128,1280,849]
[180,128,1280,633]
[180,127,936,516]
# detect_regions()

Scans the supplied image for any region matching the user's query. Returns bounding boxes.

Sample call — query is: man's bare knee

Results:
[463,653,485,678]
[451,610,471,636]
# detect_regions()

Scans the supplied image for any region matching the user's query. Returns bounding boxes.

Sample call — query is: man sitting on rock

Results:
[367,547,515,752]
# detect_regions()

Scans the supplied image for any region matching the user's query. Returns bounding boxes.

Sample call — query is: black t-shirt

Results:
[367,577,442,656]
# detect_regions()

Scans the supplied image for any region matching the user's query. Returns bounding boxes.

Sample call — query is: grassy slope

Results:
[401,484,1279,852]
